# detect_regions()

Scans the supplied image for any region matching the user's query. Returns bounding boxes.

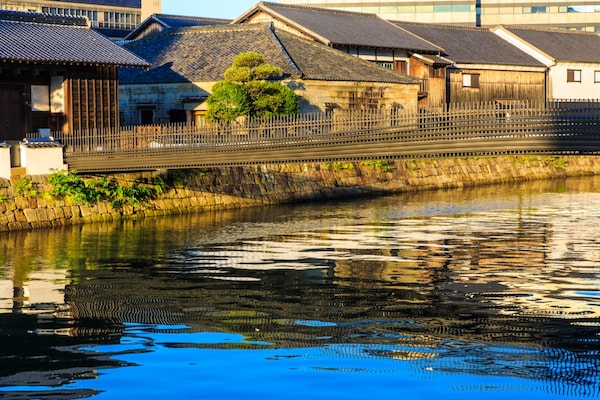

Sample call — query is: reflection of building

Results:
[277,1,600,31]
[0,0,162,38]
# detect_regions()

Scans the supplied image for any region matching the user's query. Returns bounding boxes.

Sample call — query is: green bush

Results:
[15,177,40,198]
[48,170,159,208]
[361,160,393,172]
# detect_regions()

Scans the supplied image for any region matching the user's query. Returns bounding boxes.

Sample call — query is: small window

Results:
[376,61,393,70]
[462,73,480,88]
[567,69,582,82]
[595,71,600,83]
[524,6,546,13]
[140,109,154,125]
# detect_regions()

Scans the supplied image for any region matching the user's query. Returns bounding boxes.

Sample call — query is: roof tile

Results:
[396,22,545,67]
[504,27,600,63]
[0,10,148,67]
[237,2,442,53]
[120,23,417,85]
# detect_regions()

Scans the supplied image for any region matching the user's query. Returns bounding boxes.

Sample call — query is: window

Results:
[524,6,547,13]
[462,73,480,88]
[31,85,50,112]
[376,61,393,70]
[567,69,582,82]
[595,71,600,83]
[140,109,154,125]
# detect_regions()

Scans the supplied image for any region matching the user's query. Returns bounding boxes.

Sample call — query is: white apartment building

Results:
[277,1,600,31]
[0,0,161,37]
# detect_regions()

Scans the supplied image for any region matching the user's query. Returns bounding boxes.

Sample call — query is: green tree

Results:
[206,81,251,121]
[206,52,299,121]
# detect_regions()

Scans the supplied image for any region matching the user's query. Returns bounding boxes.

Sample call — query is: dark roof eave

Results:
[0,58,149,68]
[302,76,420,84]
[332,43,440,53]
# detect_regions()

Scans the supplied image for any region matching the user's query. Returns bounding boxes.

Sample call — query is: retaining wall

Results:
[1,156,600,231]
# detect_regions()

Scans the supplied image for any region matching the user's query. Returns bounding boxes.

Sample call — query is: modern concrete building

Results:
[277,1,600,31]
[0,0,161,37]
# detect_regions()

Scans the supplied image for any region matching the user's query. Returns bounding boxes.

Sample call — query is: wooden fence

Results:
[37,100,600,172]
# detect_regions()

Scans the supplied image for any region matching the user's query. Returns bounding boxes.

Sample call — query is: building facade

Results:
[119,23,420,126]
[278,1,600,31]
[0,10,148,142]
[0,0,161,37]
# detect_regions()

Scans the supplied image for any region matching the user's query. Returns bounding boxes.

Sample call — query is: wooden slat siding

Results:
[46,100,600,172]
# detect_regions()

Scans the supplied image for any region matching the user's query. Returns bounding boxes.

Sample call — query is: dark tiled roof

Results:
[274,29,418,84]
[152,14,231,28]
[120,23,417,85]
[396,22,545,67]
[503,27,600,63]
[234,2,441,53]
[0,11,148,67]
[22,137,63,148]
[122,24,295,83]
[124,13,231,40]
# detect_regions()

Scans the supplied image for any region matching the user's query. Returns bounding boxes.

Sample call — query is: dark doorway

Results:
[0,86,25,141]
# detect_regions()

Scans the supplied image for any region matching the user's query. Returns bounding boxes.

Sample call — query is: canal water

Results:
[1,176,600,399]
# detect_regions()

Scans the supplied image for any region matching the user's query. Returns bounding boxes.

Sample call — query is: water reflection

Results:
[1,177,600,399]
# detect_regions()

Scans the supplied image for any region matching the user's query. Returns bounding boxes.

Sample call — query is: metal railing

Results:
[37,100,600,172]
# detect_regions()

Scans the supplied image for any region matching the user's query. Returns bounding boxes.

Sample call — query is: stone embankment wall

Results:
[1,156,600,231]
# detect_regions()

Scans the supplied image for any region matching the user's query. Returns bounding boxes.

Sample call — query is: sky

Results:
[161,0,260,19]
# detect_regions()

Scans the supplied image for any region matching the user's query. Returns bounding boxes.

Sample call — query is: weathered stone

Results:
[2,156,600,231]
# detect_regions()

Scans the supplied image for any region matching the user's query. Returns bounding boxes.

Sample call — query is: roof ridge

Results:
[176,22,268,35]
[153,13,231,23]
[129,22,280,49]
[264,24,302,78]
[259,1,380,18]
[397,21,491,32]
[503,24,600,35]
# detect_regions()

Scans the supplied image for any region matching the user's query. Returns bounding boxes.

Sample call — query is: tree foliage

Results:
[206,52,299,121]
[206,82,251,121]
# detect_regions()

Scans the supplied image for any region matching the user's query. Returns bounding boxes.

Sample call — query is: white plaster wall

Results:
[119,82,213,125]
[549,63,600,100]
[0,146,10,180]
[19,145,66,176]
[295,79,420,112]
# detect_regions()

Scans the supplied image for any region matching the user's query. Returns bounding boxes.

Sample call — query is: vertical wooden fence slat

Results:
[35,100,600,171]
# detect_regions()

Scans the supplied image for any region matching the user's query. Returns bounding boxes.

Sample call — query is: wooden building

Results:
[232,2,443,74]
[394,23,547,108]
[0,10,148,142]
[493,26,600,101]
[119,23,420,125]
